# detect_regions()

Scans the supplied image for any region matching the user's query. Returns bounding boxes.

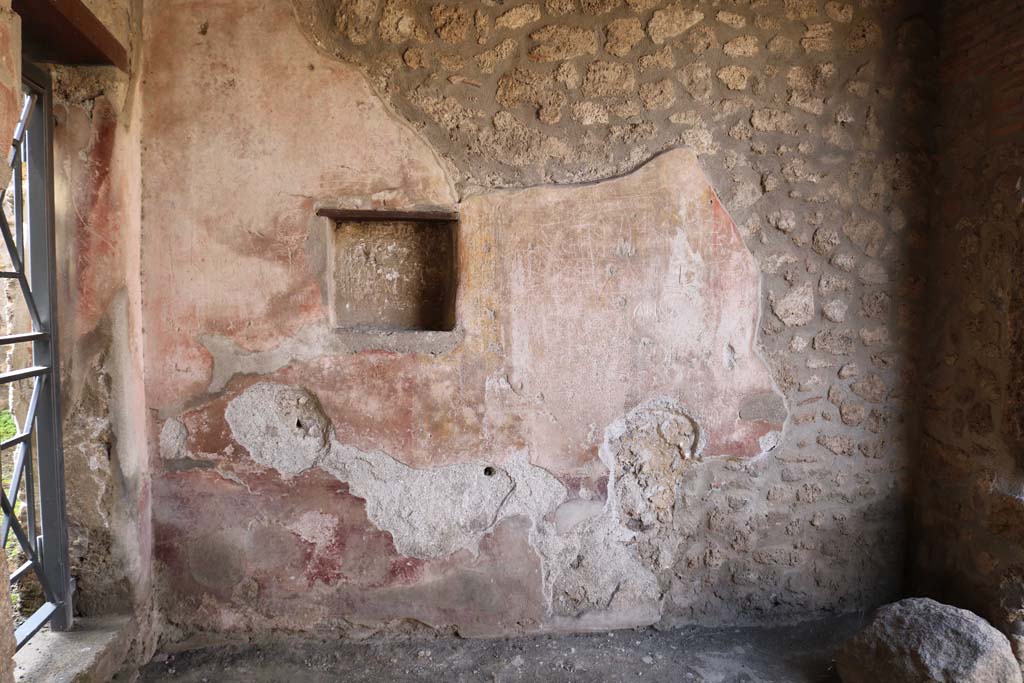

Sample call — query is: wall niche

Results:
[319,208,458,332]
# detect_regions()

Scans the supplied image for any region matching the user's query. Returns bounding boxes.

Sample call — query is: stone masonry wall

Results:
[914,0,1024,664]
[144,0,936,640]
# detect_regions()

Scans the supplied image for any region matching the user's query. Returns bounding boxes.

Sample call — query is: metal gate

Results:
[2,61,72,650]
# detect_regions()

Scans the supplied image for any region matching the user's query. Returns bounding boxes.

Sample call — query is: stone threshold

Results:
[14,615,133,683]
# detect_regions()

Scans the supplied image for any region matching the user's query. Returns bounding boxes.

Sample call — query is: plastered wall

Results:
[142,0,936,639]
[44,0,158,662]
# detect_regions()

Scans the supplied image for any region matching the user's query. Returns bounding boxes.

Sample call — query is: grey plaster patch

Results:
[552,499,605,534]
[201,330,326,395]
[158,418,189,460]
[224,383,331,478]
[323,446,520,559]
[533,513,661,627]
[321,448,569,561]
[758,429,783,454]
[513,399,694,624]
[498,450,571,523]
[522,398,703,624]
[601,399,706,558]
[319,447,568,559]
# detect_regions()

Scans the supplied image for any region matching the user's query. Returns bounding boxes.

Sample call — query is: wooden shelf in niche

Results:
[317,207,459,333]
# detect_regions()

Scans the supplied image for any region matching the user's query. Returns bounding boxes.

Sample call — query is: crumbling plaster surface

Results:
[219,381,673,626]
[221,383,566,561]
[143,0,930,640]
[54,79,127,615]
[49,17,155,666]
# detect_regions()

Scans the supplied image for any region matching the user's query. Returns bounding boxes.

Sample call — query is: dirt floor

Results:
[136,615,865,682]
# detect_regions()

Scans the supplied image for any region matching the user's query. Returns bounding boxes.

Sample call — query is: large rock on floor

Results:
[837,598,1022,683]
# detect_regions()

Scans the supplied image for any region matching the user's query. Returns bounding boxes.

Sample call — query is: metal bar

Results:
[0,213,41,329]
[1,377,40,547]
[0,443,24,545]
[24,59,72,631]
[0,63,73,651]
[1,93,38,314]
[1,446,27,547]
[0,331,47,345]
[25,438,36,554]
[0,365,48,384]
[13,602,55,652]
[24,372,40,425]
[0,489,54,601]
[9,560,32,584]
[1,432,31,450]
[7,94,35,166]
[13,142,23,259]
[0,65,67,652]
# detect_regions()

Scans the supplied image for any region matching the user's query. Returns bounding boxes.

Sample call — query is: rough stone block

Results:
[838,598,1022,683]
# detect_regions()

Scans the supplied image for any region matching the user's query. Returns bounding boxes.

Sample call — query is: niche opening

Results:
[319,207,458,332]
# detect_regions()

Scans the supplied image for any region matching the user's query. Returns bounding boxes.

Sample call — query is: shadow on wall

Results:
[912,0,1024,664]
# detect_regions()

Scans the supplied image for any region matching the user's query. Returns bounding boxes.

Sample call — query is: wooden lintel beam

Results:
[13,0,128,72]
[316,207,460,223]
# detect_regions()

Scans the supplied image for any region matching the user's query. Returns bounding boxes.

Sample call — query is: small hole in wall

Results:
[296,419,304,429]
[483,466,495,477]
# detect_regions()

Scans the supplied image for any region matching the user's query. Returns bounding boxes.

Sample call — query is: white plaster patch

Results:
[532,513,661,627]
[322,445,573,561]
[321,446,527,559]
[759,429,783,453]
[225,383,330,478]
[159,418,189,460]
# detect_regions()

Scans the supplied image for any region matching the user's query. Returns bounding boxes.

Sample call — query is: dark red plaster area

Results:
[153,467,544,636]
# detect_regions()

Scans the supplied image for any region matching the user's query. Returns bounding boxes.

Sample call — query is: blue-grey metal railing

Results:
[1,61,72,651]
